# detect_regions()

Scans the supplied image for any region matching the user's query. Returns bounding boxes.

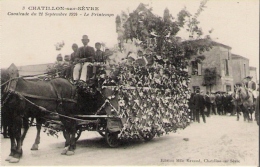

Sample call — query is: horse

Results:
[1,64,78,163]
[231,91,244,121]
[235,86,255,122]
[1,69,11,138]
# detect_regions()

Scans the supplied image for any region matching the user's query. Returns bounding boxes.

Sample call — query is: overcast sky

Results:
[1,0,259,75]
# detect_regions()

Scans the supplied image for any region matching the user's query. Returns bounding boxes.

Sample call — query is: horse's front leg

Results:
[9,116,23,163]
[243,106,250,122]
[235,104,241,121]
[61,129,70,155]
[248,107,253,122]
[235,105,239,121]
[21,117,30,146]
[5,124,17,162]
[31,118,43,150]
[66,125,76,156]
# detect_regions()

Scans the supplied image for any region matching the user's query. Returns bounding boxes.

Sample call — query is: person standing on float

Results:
[73,35,95,82]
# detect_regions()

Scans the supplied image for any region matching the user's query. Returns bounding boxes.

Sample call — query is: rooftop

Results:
[211,41,232,50]
[231,54,249,60]
[249,66,257,70]
[182,39,232,50]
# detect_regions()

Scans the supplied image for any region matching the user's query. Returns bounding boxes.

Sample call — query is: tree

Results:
[106,1,213,138]
[202,67,220,92]
[115,1,212,68]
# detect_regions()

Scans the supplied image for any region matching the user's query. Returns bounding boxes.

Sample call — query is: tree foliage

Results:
[103,1,213,138]
[202,67,220,87]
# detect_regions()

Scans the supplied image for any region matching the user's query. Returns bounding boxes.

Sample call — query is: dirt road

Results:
[1,115,259,166]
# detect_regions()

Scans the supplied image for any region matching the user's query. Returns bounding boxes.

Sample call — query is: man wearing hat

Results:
[242,76,253,89]
[215,91,224,115]
[192,89,206,123]
[209,91,216,115]
[73,35,95,82]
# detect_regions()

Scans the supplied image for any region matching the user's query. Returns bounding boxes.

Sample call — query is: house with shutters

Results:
[188,40,234,93]
[231,54,249,85]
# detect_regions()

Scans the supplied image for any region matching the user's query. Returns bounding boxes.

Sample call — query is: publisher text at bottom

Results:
[161,158,240,163]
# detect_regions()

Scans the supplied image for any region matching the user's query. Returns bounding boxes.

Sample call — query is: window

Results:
[191,61,202,76]
[226,85,231,93]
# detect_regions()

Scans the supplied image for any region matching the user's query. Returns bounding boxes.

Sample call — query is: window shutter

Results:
[221,59,225,76]
[198,63,202,75]
[226,59,230,75]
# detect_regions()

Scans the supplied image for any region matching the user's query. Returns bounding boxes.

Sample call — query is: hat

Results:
[245,76,253,79]
[57,54,62,58]
[82,35,89,40]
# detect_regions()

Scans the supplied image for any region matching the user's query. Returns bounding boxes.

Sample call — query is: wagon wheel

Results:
[105,129,120,148]
[98,131,106,137]
[141,130,155,141]
[63,128,82,142]
[97,126,106,137]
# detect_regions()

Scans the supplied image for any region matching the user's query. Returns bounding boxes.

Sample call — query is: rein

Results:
[17,92,77,103]
[10,90,86,122]
[1,90,12,107]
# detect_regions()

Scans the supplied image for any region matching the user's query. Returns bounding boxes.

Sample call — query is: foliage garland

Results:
[101,2,212,139]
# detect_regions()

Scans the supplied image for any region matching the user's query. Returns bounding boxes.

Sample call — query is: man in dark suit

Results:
[209,92,216,115]
[94,42,106,63]
[215,92,223,115]
[73,35,95,82]
[193,89,206,123]
[204,91,211,117]
[188,93,195,122]
[70,43,78,64]
[222,92,228,115]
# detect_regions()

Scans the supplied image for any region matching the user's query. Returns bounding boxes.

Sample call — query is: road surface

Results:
[1,115,259,166]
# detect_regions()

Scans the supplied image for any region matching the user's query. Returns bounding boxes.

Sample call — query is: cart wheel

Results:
[98,131,106,137]
[141,131,155,141]
[63,128,82,142]
[105,130,120,148]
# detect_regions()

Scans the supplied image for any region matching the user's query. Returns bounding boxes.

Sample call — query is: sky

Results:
[1,0,259,75]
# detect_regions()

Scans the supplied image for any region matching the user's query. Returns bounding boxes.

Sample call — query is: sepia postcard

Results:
[1,0,259,166]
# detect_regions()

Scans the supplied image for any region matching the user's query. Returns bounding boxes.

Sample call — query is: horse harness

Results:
[237,86,251,101]
[244,87,251,100]
[2,77,77,111]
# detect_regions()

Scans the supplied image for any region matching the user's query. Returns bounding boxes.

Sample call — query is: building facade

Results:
[249,66,258,83]
[188,41,234,93]
[231,54,250,84]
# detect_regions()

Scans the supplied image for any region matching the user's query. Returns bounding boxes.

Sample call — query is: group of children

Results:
[53,42,107,80]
